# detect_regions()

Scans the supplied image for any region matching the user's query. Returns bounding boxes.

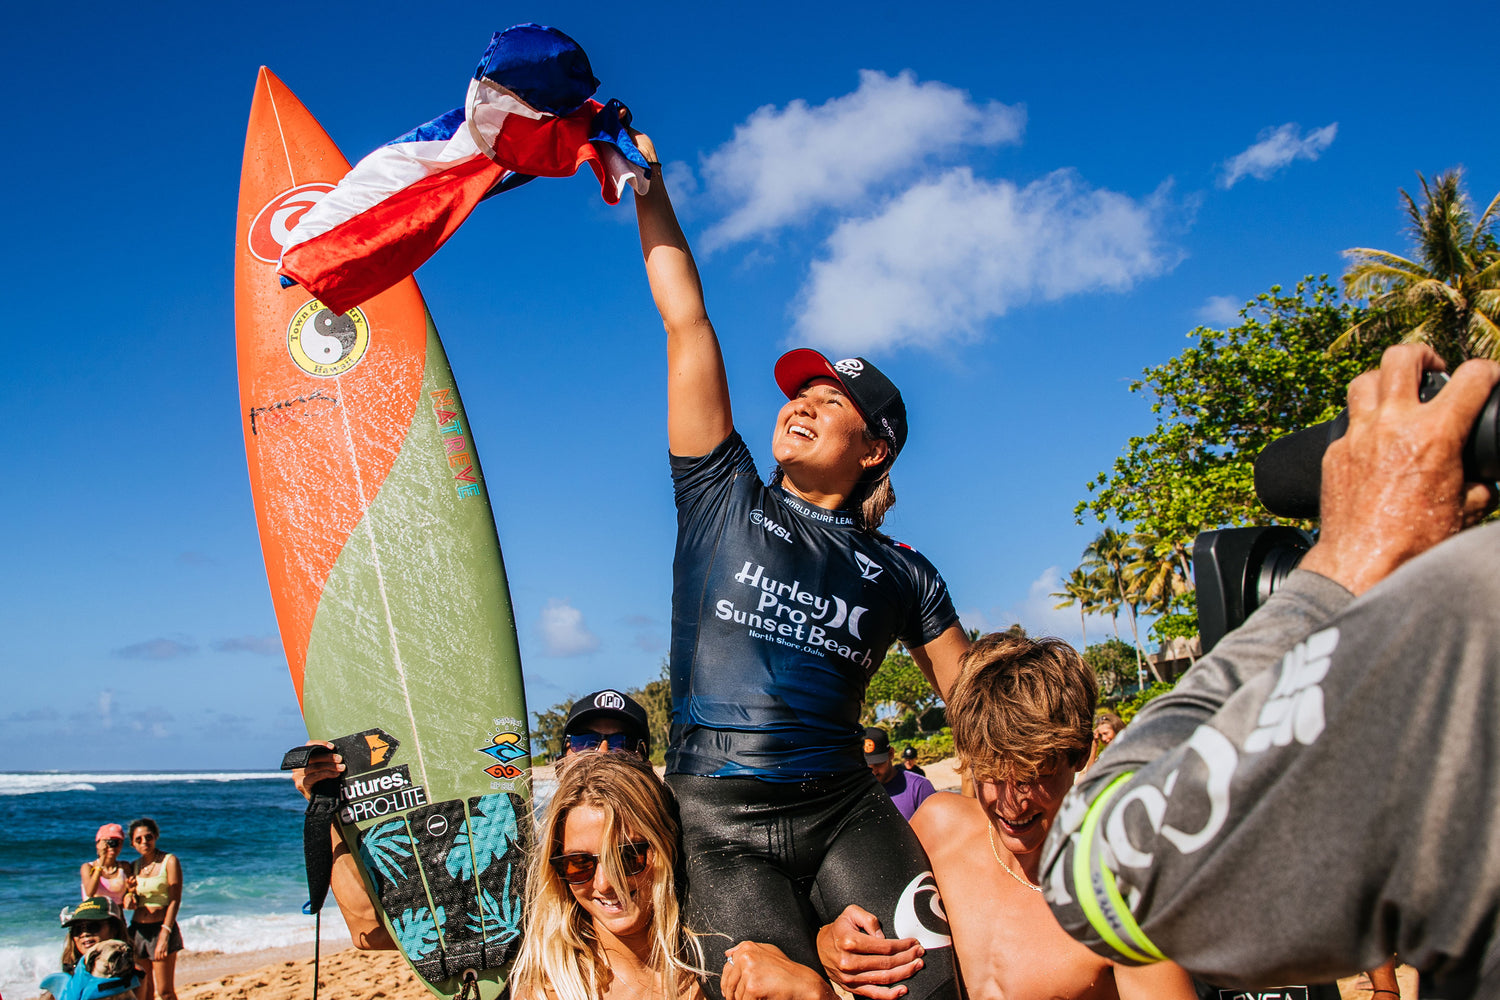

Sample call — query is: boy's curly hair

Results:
[948,631,1097,782]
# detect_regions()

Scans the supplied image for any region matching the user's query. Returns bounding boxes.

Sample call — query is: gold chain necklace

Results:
[987,824,1042,892]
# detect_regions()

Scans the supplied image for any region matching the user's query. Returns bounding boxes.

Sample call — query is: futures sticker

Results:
[338,764,429,823]
[892,872,952,949]
[287,299,370,378]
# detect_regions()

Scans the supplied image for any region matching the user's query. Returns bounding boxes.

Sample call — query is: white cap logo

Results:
[834,358,864,378]
[595,691,626,711]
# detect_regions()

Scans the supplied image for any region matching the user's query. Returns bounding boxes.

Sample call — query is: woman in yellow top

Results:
[128,819,183,1000]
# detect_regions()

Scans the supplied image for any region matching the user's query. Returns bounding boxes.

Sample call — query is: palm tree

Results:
[1083,529,1148,685]
[1126,531,1193,676]
[1051,567,1099,648]
[1337,169,1500,366]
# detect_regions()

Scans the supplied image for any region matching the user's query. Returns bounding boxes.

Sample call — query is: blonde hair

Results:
[510,754,704,1000]
[948,632,1097,782]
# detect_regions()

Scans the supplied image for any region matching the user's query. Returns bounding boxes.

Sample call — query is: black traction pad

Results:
[355,793,529,982]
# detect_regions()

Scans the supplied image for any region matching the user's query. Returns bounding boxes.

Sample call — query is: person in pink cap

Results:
[628,130,970,1000]
[80,824,137,909]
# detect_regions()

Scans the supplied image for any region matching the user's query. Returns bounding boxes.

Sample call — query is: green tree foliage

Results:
[1082,638,1136,697]
[864,646,940,722]
[530,703,570,761]
[530,663,675,765]
[1076,276,1395,551]
[1114,680,1176,725]
[1340,170,1500,366]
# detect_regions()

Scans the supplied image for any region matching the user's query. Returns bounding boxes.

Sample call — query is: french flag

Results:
[278,24,652,315]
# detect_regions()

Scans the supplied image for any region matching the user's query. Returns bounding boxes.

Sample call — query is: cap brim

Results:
[776,347,860,402]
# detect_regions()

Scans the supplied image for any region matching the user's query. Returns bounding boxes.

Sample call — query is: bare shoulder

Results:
[1114,960,1197,1000]
[911,791,983,848]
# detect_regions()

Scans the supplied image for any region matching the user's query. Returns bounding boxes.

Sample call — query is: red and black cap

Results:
[774,350,908,461]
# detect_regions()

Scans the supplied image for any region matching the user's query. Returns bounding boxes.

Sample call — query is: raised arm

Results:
[631,134,732,457]
[911,625,970,702]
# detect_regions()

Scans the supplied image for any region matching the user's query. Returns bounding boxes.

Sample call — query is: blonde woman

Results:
[511,753,705,1000]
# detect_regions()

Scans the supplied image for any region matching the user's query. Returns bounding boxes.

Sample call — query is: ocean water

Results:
[0,772,351,1000]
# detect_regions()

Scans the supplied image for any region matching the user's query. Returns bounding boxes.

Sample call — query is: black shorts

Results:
[667,769,956,1000]
[130,921,184,961]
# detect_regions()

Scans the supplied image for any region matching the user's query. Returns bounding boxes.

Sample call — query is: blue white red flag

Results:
[278,24,652,314]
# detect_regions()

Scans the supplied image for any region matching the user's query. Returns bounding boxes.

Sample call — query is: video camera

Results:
[1194,371,1500,652]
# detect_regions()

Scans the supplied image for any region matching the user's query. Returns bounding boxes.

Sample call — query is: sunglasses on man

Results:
[564,732,640,755]
[549,841,651,885]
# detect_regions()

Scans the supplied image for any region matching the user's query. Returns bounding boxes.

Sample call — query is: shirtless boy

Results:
[816,632,1195,1000]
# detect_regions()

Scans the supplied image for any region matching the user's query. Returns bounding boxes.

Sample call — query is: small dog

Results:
[81,938,135,979]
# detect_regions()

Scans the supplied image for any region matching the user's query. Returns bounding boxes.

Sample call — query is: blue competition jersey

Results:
[668,432,959,781]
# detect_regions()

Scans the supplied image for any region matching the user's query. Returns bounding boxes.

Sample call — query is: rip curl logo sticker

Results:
[594,691,626,711]
[1244,627,1338,752]
[287,299,370,377]
[834,358,865,378]
[893,872,951,949]
[477,732,528,779]
[248,183,334,264]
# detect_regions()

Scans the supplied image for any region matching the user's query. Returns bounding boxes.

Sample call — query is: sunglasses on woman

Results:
[73,921,109,936]
[549,841,651,885]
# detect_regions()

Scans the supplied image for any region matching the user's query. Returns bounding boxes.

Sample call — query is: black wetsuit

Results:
[668,432,959,1000]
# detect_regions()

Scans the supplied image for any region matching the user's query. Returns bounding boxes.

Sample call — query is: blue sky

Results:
[3,0,1497,770]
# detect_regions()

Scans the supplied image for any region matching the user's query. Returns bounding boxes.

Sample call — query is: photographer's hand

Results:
[1301,343,1500,595]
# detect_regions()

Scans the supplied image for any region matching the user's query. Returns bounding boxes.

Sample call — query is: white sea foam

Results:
[0,908,351,1000]
[0,772,290,796]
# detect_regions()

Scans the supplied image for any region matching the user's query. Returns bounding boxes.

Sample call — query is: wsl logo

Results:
[248,183,334,264]
[287,299,370,377]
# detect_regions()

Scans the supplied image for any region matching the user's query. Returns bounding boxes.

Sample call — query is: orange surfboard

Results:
[235,68,528,1000]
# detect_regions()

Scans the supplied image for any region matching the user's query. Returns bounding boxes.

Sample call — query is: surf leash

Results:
[282,745,343,1000]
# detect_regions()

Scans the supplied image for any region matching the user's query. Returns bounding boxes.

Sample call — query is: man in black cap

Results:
[901,746,927,776]
[865,726,936,821]
[560,689,652,760]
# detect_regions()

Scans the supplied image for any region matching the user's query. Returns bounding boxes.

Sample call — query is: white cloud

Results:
[538,599,600,657]
[1197,294,1243,326]
[700,70,1024,249]
[98,690,114,730]
[986,567,1117,649]
[793,168,1171,352]
[1220,122,1338,188]
[114,637,198,660]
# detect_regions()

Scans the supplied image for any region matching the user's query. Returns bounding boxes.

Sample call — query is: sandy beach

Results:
[171,941,1416,1000]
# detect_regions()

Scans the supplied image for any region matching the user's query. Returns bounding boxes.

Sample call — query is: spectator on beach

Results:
[561,689,653,760]
[40,897,145,1000]
[511,752,706,1000]
[81,825,137,910]
[128,818,183,1000]
[1080,710,1124,777]
[818,634,1198,999]
[900,746,926,776]
[865,727,935,822]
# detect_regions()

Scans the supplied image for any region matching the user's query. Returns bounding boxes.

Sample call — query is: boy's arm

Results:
[630,134,732,457]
